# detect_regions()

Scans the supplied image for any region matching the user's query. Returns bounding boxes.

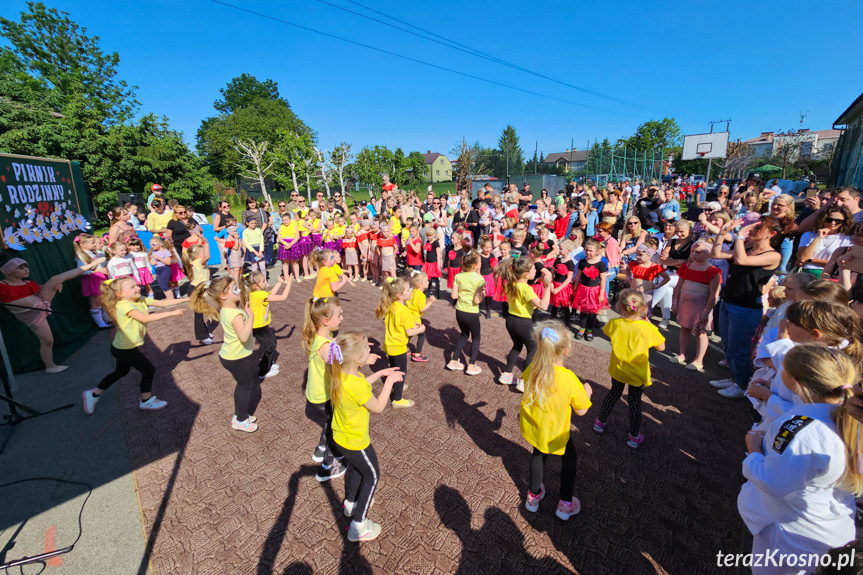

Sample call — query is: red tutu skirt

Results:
[531,282,544,299]
[136,267,153,286]
[447,266,461,290]
[81,272,107,298]
[572,284,607,314]
[550,281,573,308]
[481,273,496,298]
[170,263,186,282]
[422,261,442,279]
[493,276,507,302]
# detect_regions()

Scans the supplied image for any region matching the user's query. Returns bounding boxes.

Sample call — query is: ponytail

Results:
[785,301,863,364]
[503,257,533,301]
[301,296,342,353]
[74,233,95,264]
[523,320,571,410]
[325,330,367,411]
[190,276,236,321]
[376,277,405,319]
[99,277,135,325]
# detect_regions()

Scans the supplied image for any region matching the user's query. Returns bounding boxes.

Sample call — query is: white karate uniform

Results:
[107,255,140,282]
[738,403,856,574]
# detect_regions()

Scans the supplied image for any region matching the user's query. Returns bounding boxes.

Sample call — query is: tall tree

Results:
[234,139,275,205]
[495,124,524,178]
[0,2,139,124]
[331,142,353,194]
[214,73,282,114]
[271,129,314,195]
[621,118,682,152]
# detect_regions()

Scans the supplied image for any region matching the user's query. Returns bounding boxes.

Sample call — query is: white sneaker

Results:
[498,373,514,385]
[139,396,168,410]
[347,518,381,542]
[658,319,669,330]
[515,379,525,393]
[82,389,100,415]
[709,377,735,389]
[718,384,746,398]
[260,364,280,379]
[231,415,258,432]
[446,360,464,371]
[199,338,214,345]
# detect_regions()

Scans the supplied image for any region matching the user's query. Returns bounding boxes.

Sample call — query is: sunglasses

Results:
[278,204,286,208]
[826,217,845,225]
[627,221,639,225]
[176,211,186,214]
[291,194,299,197]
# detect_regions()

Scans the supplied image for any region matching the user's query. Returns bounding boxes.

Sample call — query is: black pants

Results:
[504,315,537,373]
[414,332,425,354]
[97,346,154,395]
[549,305,572,324]
[388,353,407,401]
[306,400,341,466]
[598,378,644,436]
[579,312,598,331]
[482,296,494,318]
[219,354,256,421]
[252,325,277,377]
[530,437,577,502]
[341,444,380,523]
[425,278,441,300]
[454,310,481,365]
[194,312,217,341]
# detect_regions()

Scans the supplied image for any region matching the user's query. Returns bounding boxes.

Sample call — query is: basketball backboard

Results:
[682,132,729,160]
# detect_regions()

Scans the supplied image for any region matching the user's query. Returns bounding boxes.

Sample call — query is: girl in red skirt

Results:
[549,239,576,324]
[492,240,513,315]
[446,232,466,292]
[478,236,498,319]
[571,238,608,341]
[421,225,442,299]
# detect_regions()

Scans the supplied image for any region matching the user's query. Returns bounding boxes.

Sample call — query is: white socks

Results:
[172,287,181,298]
[90,308,109,328]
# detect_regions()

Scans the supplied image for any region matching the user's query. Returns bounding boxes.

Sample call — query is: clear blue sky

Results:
[4,0,862,158]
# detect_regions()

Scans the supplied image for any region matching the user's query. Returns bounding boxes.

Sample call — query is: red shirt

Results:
[0,280,39,303]
[342,239,358,250]
[629,263,664,281]
[376,237,396,248]
[553,216,570,239]
[406,237,423,266]
[678,263,721,285]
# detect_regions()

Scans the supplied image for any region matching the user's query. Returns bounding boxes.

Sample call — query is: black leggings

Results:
[97,346,154,395]
[414,332,425,354]
[504,315,537,373]
[219,354,256,421]
[549,305,572,324]
[388,353,408,401]
[425,278,441,300]
[598,379,644,436]
[483,296,493,318]
[193,312,217,341]
[579,312,598,331]
[306,400,341,466]
[341,444,380,523]
[453,310,481,365]
[252,325,277,377]
[530,437,578,501]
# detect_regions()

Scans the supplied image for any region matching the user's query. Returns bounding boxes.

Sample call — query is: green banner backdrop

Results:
[1,153,95,373]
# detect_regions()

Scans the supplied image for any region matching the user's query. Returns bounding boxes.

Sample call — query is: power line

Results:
[209,0,646,118]
[327,0,656,112]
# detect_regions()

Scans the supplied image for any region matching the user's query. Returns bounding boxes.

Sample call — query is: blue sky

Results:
[3,0,862,158]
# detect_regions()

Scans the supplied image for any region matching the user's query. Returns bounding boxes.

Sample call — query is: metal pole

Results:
[0,327,17,391]
[535,141,538,174]
[569,138,573,175]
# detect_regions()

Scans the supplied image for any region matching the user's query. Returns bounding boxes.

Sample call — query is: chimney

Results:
[427,150,431,153]
[565,148,570,153]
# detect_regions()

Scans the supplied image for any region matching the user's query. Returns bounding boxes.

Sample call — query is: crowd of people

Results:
[2,174,863,571]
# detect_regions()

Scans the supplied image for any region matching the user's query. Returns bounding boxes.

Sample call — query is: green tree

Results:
[492,124,524,178]
[271,129,314,194]
[621,118,681,152]
[0,2,138,124]
[214,73,282,114]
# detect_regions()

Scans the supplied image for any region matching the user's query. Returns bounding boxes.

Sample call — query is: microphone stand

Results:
[0,302,74,454]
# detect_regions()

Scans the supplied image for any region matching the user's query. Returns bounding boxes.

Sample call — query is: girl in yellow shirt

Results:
[311,249,347,299]
[244,271,292,379]
[594,289,666,449]
[519,320,592,521]
[278,213,302,284]
[301,295,350,482]
[447,251,486,375]
[326,330,404,542]
[182,242,218,345]
[190,276,258,433]
[406,270,435,362]
[375,277,424,408]
[498,257,552,389]
[83,277,186,415]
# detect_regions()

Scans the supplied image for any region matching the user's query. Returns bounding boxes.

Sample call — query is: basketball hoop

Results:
[697,152,707,159]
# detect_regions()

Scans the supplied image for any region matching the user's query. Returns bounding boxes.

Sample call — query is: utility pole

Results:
[706,119,732,183]
[569,138,573,174]
[534,141,538,175]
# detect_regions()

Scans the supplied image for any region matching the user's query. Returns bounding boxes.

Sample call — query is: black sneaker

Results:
[315,459,347,482]
[585,331,594,342]
[311,445,326,463]
[574,330,584,340]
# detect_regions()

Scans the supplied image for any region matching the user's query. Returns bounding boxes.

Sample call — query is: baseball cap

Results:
[423,212,434,223]
[151,184,163,192]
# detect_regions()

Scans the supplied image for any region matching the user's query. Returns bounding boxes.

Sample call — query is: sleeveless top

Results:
[723,259,775,309]
[666,239,694,273]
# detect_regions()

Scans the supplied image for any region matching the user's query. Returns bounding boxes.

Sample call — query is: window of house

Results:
[445,170,449,176]
[440,159,444,165]
[436,170,440,176]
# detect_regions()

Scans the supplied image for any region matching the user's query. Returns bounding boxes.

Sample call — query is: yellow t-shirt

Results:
[332,373,374,451]
[508,282,537,319]
[219,308,254,360]
[603,318,665,387]
[406,288,426,323]
[306,334,332,404]
[519,365,592,455]
[249,289,271,328]
[190,259,209,286]
[389,216,402,235]
[280,221,298,239]
[400,228,410,244]
[314,266,338,298]
[146,211,172,233]
[333,264,343,276]
[113,297,154,349]
[298,221,311,237]
[332,224,346,239]
[383,301,416,356]
[454,272,485,313]
[313,219,321,233]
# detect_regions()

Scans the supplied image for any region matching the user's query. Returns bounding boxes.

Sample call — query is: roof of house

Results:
[543,150,588,163]
[743,132,774,145]
[835,92,863,126]
[423,152,446,164]
[812,129,843,140]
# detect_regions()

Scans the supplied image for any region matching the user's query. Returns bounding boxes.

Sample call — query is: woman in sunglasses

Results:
[796,205,854,279]
[619,217,648,268]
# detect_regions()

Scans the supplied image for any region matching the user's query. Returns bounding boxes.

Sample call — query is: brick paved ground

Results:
[117,277,752,574]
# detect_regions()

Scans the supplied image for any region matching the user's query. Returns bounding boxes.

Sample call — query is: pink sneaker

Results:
[555,497,581,520]
[525,484,545,513]
[627,432,645,448]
